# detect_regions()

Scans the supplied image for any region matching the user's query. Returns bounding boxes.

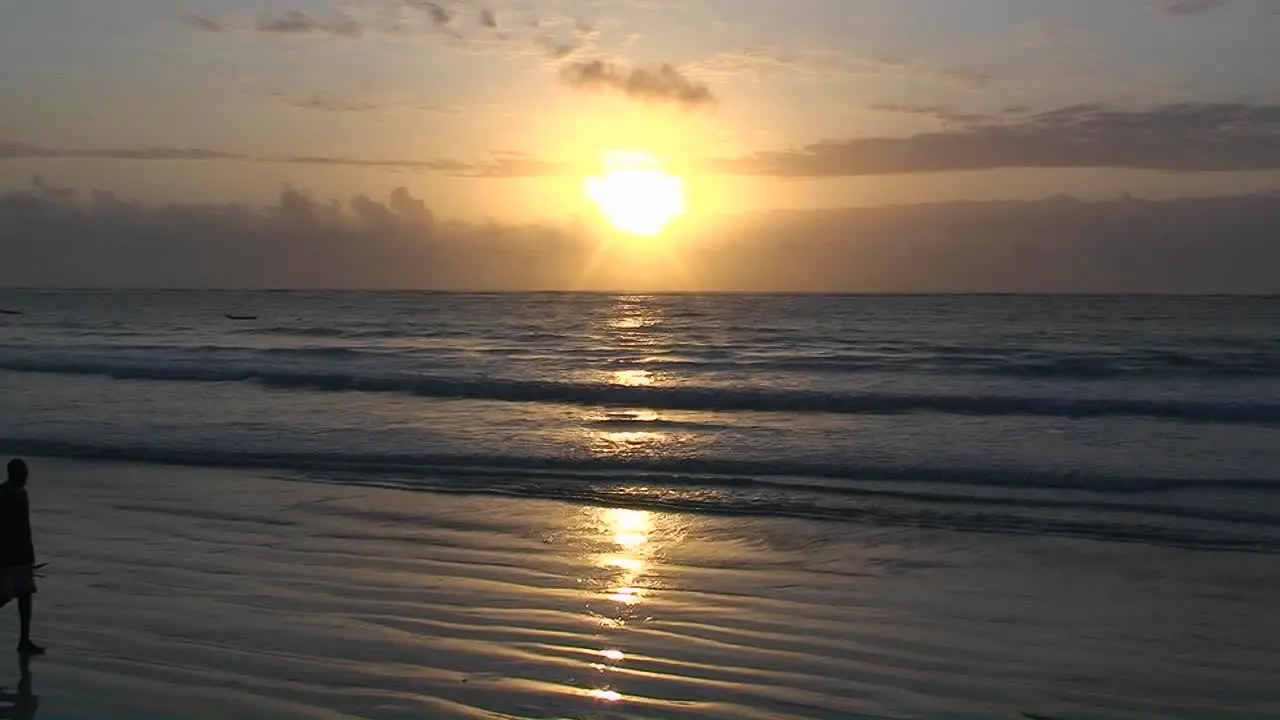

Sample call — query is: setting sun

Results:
[585,151,685,236]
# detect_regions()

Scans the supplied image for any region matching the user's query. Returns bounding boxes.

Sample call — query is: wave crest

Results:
[0,355,1276,424]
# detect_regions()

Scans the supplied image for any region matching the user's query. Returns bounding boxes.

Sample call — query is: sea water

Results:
[0,290,1277,552]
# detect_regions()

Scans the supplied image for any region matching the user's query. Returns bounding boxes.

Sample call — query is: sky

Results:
[2,0,1279,291]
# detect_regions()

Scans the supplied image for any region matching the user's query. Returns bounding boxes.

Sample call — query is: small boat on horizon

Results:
[225,313,258,320]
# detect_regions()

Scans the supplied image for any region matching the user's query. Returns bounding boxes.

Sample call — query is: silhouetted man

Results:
[0,460,42,655]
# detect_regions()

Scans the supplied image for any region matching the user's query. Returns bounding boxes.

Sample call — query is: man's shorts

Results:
[0,565,37,605]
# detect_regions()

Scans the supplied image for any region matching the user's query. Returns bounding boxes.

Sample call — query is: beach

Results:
[1,290,1278,717]
[4,456,1277,719]
[5,0,1280,712]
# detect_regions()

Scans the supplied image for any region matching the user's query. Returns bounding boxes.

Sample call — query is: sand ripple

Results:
[5,459,1278,718]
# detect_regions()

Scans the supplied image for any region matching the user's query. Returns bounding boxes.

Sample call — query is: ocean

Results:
[2,290,1277,553]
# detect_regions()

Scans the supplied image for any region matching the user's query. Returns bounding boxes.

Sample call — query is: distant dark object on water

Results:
[0,309,22,315]
[225,313,258,321]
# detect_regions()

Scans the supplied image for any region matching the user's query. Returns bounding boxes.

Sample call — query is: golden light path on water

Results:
[566,296,695,707]
[581,295,691,462]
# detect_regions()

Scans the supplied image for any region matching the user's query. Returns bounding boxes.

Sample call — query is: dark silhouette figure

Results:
[0,461,42,655]
[0,655,38,720]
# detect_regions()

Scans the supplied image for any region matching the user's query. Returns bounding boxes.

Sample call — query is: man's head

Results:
[7,458,28,486]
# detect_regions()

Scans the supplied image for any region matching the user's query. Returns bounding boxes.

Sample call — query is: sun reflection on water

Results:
[610,369,656,387]
[605,297,667,350]
[598,508,653,610]
[558,296,697,707]
[599,430,665,447]
[610,316,651,330]
[590,688,623,703]
[564,504,687,707]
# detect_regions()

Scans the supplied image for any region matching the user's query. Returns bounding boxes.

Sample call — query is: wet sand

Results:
[2,457,1277,718]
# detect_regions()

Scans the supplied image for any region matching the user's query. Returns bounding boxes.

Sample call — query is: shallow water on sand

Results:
[6,460,1278,719]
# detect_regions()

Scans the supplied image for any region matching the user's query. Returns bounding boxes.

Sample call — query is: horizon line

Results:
[1,287,1277,298]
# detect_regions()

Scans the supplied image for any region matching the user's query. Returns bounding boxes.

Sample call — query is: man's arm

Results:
[17,490,35,565]
[0,486,15,565]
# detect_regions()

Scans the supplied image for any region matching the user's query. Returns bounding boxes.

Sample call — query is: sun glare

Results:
[585,151,685,236]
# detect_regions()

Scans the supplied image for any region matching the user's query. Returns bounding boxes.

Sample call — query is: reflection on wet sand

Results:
[0,656,37,720]
[589,688,623,702]
[570,505,686,706]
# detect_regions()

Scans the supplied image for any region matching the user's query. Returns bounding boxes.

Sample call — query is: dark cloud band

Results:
[1,181,1277,292]
[717,103,1280,176]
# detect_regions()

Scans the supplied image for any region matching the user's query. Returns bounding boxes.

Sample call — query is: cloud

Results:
[938,70,991,90]
[466,152,569,177]
[278,94,383,113]
[700,193,1280,293]
[686,47,990,91]
[0,138,560,176]
[0,141,243,162]
[1159,0,1231,15]
[9,101,1280,178]
[0,140,474,172]
[716,102,1280,176]
[2,180,1279,292]
[274,92,460,115]
[257,10,363,38]
[183,11,224,32]
[402,0,458,35]
[479,8,498,29]
[866,104,1002,125]
[278,155,474,171]
[0,180,593,289]
[559,60,716,108]
[417,1,455,28]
